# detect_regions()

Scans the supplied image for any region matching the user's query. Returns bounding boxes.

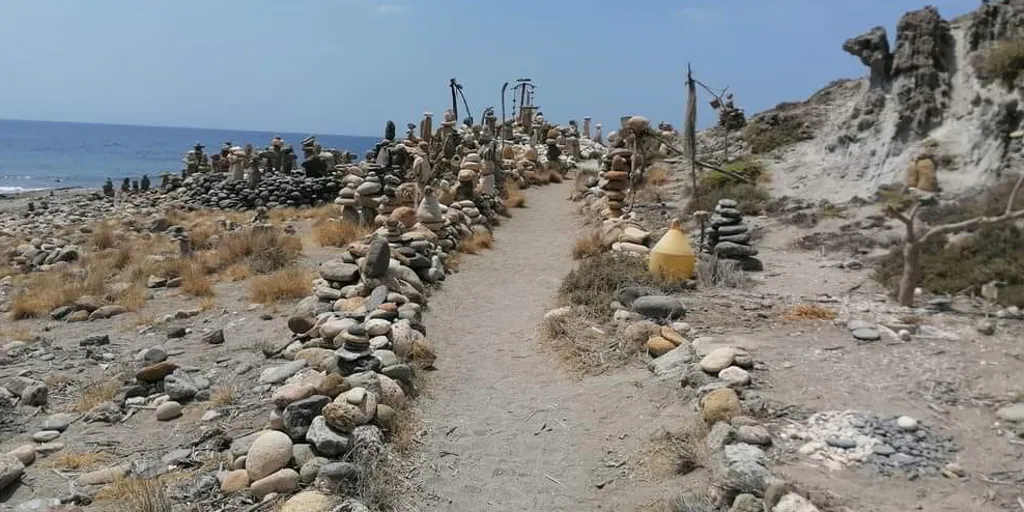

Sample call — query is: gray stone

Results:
[700,347,737,373]
[291,444,316,468]
[6,377,48,406]
[631,296,686,320]
[305,416,351,457]
[164,370,199,401]
[42,413,75,432]
[362,236,391,279]
[772,493,820,512]
[706,422,737,452]
[156,401,182,421]
[647,344,694,380]
[319,261,360,284]
[202,329,225,345]
[259,360,309,385]
[872,444,895,456]
[317,461,360,484]
[715,241,758,257]
[15,498,62,512]
[826,437,856,449]
[299,457,328,485]
[283,396,331,440]
[716,443,770,495]
[31,431,60,443]
[976,320,996,335]
[363,286,390,312]
[845,320,874,331]
[736,425,772,446]
[137,346,167,364]
[0,453,26,491]
[730,493,764,512]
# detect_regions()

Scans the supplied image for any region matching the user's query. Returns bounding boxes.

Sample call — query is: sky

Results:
[0,0,981,137]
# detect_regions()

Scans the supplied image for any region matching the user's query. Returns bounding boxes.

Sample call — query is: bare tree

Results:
[886,172,1024,306]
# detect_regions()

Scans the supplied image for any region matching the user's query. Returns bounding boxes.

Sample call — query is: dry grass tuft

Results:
[314,219,372,248]
[179,260,214,297]
[349,444,414,512]
[646,166,671,187]
[96,477,172,512]
[75,379,122,413]
[696,256,751,289]
[671,489,717,512]
[389,407,421,454]
[1,327,33,341]
[198,297,217,311]
[47,451,108,470]
[211,228,302,275]
[248,267,314,305]
[978,39,1024,85]
[90,223,120,250]
[459,231,494,254]
[444,252,462,273]
[571,231,604,260]
[505,182,527,208]
[222,262,254,282]
[9,270,87,319]
[783,304,837,321]
[635,420,710,483]
[560,252,692,319]
[209,386,237,406]
[541,308,629,375]
[115,283,148,312]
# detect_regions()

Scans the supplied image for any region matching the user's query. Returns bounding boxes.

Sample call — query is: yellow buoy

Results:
[649,218,695,280]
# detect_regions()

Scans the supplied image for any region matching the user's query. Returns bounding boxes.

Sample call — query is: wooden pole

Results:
[685,64,699,202]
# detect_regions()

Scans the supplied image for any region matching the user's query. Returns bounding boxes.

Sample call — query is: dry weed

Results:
[211,228,302,274]
[44,373,73,392]
[547,169,564,183]
[132,314,156,328]
[90,222,119,250]
[571,231,604,260]
[783,304,837,321]
[646,166,670,187]
[1,327,33,341]
[696,256,750,289]
[179,260,214,297]
[9,270,85,319]
[671,489,717,512]
[506,182,527,208]
[350,445,414,511]
[209,386,237,406]
[248,267,314,305]
[198,297,217,311]
[48,451,108,470]
[314,219,371,248]
[541,309,628,375]
[222,262,254,282]
[458,231,494,254]
[444,252,462,272]
[115,283,148,312]
[75,379,122,413]
[96,477,172,512]
[389,407,421,454]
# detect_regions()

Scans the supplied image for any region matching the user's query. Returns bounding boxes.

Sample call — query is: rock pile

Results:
[4,240,80,274]
[174,173,344,210]
[779,410,958,478]
[601,153,631,218]
[705,198,763,271]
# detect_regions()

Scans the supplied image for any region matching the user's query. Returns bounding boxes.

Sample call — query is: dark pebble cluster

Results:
[177,173,344,210]
[851,415,958,478]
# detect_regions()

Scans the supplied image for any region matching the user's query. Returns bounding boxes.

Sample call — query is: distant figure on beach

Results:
[120,178,130,192]
[103,178,114,196]
[141,174,150,191]
[131,179,139,191]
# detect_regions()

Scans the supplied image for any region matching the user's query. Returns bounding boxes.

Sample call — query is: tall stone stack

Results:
[705,199,763,271]
[601,153,631,218]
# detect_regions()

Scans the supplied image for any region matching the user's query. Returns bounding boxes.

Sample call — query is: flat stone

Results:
[31,431,60,443]
[700,347,737,373]
[0,453,25,491]
[631,295,686,320]
[78,464,128,485]
[306,416,351,457]
[156,401,182,421]
[259,360,309,385]
[718,366,751,387]
[647,344,694,380]
[250,468,299,498]
[996,403,1024,423]
[7,445,36,466]
[825,437,856,449]
[736,425,772,446]
[217,469,250,493]
[42,413,75,432]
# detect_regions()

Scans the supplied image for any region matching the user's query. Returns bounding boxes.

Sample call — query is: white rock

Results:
[772,492,820,512]
[896,416,918,431]
[699,347,737,374]
[156,401,182,421]
[718,366,751,387]
[245,431,293,481]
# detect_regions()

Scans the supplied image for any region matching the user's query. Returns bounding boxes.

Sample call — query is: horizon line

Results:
[0,117,378,140]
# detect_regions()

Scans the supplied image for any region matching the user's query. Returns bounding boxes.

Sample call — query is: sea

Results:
[0,119,380,194]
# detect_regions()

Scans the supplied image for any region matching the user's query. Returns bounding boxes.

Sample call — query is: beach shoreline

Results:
[0,186,97,213]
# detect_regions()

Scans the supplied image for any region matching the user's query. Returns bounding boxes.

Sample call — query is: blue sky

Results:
[0,0,978,137]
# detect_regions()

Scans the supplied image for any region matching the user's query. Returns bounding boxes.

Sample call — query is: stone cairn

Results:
[601,153,631,218]
[704,198,763,271]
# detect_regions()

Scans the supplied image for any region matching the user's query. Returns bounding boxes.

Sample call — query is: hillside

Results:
[735,0,1024,202]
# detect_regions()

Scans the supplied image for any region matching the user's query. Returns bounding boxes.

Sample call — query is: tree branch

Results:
[921,208,1024,244]
[886,205,912,226]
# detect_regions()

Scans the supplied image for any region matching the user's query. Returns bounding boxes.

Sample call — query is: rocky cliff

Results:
[751,0,1024,202]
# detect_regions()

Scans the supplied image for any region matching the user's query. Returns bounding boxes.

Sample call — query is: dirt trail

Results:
[412,182,685,511]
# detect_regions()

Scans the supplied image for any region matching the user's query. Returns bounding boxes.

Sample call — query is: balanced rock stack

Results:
[601,154,631,218]
[457,154,481,202]
[375,171,405,225]
[706,199,763,271]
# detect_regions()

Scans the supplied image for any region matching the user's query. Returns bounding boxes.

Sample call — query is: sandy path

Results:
[414,182,684,511]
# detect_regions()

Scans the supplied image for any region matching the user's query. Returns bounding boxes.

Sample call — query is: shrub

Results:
[213,228,302,274]
[701,158,766,187]
[687,182,770,217]
[571,231,604,260]
[314,219,371,248]
[459,232,494,254]
[874,224,1024,306]
[248,267,314,305]
[978,39,1024,85]
[744,114,808,154]
[560,252,692,319]
[505,182,527,208]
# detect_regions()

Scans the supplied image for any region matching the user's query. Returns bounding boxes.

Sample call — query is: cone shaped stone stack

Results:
[705,199,763,271]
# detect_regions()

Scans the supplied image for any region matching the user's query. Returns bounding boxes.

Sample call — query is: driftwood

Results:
[647,132,754,185]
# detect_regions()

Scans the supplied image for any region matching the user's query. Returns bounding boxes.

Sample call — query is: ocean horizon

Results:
[0,118,380,193]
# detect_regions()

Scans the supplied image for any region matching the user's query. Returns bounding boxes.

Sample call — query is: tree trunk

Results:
[898,240,921,307]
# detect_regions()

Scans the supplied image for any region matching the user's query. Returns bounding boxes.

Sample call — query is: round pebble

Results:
[896,416,918,431]
[156,401,183,421]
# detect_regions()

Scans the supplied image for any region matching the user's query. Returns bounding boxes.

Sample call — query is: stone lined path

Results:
[414,182,683,511]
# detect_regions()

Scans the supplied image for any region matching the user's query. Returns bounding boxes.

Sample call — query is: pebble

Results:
[259,360,309,385]
[156,401,182,421]
[825,437,857,449]
[736,425,772,446]
[217,469,250,493]
[718,366,752,387]
[6,445,36,466]
[851,328,881,341]
[250,468,299,498]
[975,320,996,336]
[897,329,911,341]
